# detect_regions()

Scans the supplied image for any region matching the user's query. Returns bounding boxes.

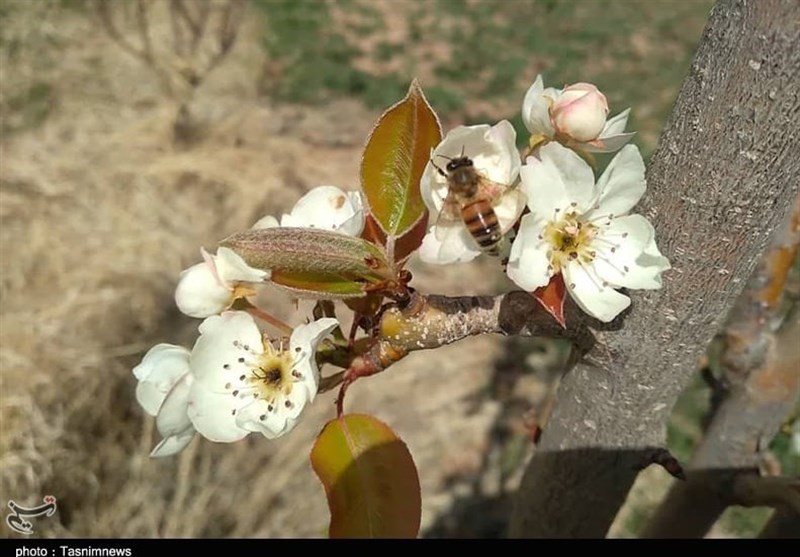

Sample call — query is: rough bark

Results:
[510,0,800,538]
[643,199,800,538]
[759,507,800,538]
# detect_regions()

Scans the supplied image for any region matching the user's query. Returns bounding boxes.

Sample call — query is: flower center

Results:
[249,351,296,400]
[543,213,597,272]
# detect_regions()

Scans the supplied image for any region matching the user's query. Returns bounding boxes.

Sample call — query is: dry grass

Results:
[0,1,512,537]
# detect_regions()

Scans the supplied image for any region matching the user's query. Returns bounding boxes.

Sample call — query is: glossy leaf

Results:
[221,227,393,299]
[361,80,441,238]
[311,414,421,539]
[533,273,567,329]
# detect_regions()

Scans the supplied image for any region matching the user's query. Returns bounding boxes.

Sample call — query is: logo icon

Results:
[6,496,57,535]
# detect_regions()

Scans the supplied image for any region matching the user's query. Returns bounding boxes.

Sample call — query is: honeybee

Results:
[432,154,526,256]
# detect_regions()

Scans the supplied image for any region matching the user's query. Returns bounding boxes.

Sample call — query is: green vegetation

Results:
[254,0,712,156]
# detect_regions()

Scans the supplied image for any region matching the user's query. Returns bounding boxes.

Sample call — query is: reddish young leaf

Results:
[361,80,441,238]
[361,211,429,264]
[362,213,387,247]
[532,274,567,328]
[311,414,421,539]
[394,210,429,264]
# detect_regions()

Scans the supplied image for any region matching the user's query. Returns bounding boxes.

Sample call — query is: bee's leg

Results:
[497,236,511,266]
[430,158,447,178]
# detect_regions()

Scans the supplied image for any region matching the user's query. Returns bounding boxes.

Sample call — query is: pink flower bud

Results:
[550,83,609,142]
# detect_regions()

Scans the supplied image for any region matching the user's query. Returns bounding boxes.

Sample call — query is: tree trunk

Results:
[510,0,800,538]
[759,508,800,538]
[642,199,800,538]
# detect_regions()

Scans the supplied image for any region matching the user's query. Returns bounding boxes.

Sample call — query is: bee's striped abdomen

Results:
[461,200,502,256]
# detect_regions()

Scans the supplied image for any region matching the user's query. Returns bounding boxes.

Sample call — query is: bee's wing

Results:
[477,177,527,234]
[434,189,465,241]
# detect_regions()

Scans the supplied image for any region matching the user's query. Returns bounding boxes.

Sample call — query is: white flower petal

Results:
[235,382,310,439]
[564,260,631,322]
[283,383,313,421]
[214,246,269,284]
[174,260,233,319]
[521,142,595,221]
[275,415,301,438]
[150,428,196,458]
[191,312,264,391]
[289,317,339,397]
[156,373,194,437]
[133,344,192,416]
[186,381,249,443]
[583,132,637,154]
[506,214,552,292]
[601,108,631,137]
[280,185,365,236]
[494,187,527,233]
[234,398,283,438]
[591,215,653,289]
[628,234,671,289]
[251,215,279,230]
[480,120,521,185]
[418,225,481,265]
[590,145,646,217]
[522,75,558,137]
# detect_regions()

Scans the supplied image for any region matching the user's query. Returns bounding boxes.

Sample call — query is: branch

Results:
[319,290,595,396]
[510,0,800,537]
[640,470,799,538]
[759,507,800,538]
[732,475,800,511]
[643,199,800,537]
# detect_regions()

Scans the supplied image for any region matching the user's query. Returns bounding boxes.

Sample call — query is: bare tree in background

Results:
[94,0,246,144]
[510,0,799,538]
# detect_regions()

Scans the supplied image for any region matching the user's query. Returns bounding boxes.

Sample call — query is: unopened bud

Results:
[550,83,609,142]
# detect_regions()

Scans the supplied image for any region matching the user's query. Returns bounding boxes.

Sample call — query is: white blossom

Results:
[418,120,526,264]
[174,247,268,319]
[507,143,670,322]
[522,75,635,153]
[187,312,339,441]
[132,344,196,457]
[252,185,365,237]
[133,312,340,456]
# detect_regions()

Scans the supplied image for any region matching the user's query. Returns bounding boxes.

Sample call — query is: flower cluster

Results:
[133,74,670,458]
[134,186,361,456]
[420,74,669,322]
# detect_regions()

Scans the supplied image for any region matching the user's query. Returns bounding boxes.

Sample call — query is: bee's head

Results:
[444,155,473,173]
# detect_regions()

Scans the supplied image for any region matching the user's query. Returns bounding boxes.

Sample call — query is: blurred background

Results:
[2,0,793,538]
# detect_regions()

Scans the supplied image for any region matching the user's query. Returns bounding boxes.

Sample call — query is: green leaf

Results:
[221,227,393,299]
[311,414,421,539]
[361,79,441,237]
